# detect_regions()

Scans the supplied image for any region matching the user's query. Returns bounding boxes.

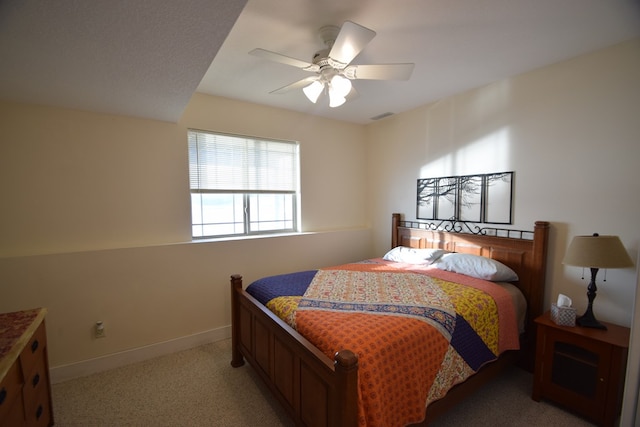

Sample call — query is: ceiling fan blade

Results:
[345,86,359,101]
[343,63,415,80]
[269,76,319,94]
[328,21,376,69]
[249,48,319,72]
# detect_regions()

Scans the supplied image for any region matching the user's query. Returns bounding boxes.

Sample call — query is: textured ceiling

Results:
[1,0,639,124]
[0,0,248,122]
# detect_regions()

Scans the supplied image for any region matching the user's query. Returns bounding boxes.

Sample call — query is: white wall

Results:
[621,250,640,426]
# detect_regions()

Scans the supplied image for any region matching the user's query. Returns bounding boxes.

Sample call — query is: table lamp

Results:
[562,233,634,330]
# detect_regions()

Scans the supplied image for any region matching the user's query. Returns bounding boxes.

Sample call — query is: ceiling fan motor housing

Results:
[312,48,331,68]
[318,25,340,48]
[311,49,343,83]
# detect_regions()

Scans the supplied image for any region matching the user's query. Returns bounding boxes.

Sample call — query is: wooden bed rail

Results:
[230,274,359,427]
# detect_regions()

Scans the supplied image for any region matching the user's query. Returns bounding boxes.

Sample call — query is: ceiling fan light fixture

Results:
[303,80,324,103]
[330,75,352,97]
[328,94,346,108]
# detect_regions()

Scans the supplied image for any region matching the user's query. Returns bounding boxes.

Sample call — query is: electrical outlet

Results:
[95,321,106,338]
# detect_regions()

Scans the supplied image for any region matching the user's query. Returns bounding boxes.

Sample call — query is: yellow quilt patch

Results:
[266,296,301,328]
[436,279,499,354]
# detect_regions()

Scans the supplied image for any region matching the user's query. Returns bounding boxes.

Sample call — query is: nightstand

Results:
[532,311,629,427]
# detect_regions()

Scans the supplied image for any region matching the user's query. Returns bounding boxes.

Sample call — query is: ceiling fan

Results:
[249,21,415,108]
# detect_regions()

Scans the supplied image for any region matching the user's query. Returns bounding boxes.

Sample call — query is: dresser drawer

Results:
[19,322,47,378]
[22,354,49,413]
[0,361,23,423]
[24,386,51,427]
[1,390,25,427]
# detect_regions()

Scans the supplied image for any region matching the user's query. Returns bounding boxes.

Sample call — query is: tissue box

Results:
[551,303,576,327]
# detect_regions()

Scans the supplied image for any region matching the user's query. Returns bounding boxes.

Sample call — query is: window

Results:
[188,129,299,238]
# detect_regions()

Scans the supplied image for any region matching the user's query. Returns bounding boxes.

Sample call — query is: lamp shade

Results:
[563,234,634,269]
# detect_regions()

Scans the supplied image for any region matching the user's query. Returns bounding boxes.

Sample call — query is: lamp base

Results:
[577,313,607,330]
[577,267,607,330]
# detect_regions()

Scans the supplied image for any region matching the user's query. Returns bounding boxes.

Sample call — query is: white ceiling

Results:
[1,0,639,124]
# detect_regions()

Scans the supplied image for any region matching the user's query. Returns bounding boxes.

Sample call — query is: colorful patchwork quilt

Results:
[246,259,520,427]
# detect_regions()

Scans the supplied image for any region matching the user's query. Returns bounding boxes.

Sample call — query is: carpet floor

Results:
[52,339,596,426]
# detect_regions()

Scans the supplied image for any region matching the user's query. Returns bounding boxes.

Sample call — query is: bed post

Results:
[230,274,245,368]
[517,221,550,371]
[334,350,359,427]
[391,213,401,248]
[530,221,550,322]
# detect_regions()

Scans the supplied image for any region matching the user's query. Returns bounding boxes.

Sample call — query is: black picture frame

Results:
[417,171,513,224]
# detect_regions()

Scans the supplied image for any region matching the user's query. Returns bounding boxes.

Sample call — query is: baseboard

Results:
[50,325,231,384]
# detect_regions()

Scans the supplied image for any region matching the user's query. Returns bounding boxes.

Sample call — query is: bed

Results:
[230,213,549,426]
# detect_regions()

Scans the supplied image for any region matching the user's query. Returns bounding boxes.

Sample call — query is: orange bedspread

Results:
[252,260,520,427]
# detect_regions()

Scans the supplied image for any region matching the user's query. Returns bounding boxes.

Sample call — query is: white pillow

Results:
[383,246,448,265]
[432,253,519,281]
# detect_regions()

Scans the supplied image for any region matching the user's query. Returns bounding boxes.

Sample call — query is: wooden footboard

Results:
[231,274,358,427]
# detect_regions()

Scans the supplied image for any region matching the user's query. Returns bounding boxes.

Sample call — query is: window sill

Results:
[192,231,312,244]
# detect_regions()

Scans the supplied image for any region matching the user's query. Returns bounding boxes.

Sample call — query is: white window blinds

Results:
[188,130,299,192]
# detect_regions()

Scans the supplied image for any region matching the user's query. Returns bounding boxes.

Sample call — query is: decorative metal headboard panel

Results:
[399,218,534,240]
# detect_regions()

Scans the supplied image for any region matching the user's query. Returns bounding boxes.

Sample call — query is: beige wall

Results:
[367,38,640,328]
[0,94,368,257]
[0,94,373,367]
[0,104,189,257]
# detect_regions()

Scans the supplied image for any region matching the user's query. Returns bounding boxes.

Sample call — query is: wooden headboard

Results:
[391,213,550,336]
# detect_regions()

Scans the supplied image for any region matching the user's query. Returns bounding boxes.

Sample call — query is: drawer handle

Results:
[32,373,41,387]
[31,339,39,353]
[36,404,43,419]
[0,387,6,405]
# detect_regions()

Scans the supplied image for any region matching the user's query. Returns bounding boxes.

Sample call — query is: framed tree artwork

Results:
[417,171,513,224]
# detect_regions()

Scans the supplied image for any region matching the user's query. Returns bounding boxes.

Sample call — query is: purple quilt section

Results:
[450,314,496,371]
[246,270,317,305]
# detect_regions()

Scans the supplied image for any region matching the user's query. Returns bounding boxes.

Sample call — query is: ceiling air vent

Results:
[370,112,394,121]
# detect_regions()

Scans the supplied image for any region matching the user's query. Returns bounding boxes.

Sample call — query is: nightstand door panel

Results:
[541,327,611,422]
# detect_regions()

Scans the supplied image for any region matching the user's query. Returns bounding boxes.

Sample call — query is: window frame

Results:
[188,129,300,239]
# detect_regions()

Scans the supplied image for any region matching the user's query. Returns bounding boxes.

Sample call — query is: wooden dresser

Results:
[0,308,54,427]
